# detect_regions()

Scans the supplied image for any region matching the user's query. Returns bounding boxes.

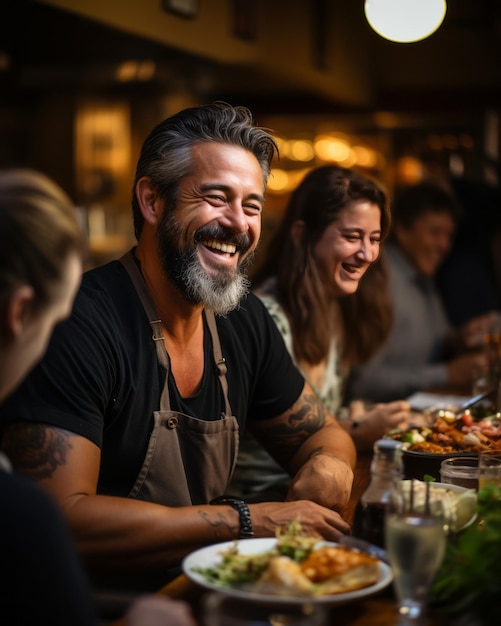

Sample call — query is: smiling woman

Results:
[229,165,415,501]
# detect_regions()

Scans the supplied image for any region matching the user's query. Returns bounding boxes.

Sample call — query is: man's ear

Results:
[135,177,161,226]
[290,219,305,248]
[5,286,35,338]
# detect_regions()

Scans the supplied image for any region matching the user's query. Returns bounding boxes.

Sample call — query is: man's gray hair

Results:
[131,101,278,239]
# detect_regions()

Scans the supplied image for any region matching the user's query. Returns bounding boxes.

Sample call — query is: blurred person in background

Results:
[346,181,490,404]
[437,177,501,325]
[230,165,412,502]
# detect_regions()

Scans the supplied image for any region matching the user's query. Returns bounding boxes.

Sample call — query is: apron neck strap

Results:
[119,251,232,417]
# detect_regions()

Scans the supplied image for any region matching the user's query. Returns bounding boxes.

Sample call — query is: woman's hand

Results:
[344,399,411,451]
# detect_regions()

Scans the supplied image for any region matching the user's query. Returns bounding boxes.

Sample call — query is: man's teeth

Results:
[204,239,237,254]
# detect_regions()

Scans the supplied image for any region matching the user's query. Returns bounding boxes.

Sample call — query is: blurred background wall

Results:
[1,0,500,268]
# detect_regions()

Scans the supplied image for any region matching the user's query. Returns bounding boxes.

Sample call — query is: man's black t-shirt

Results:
[0,257,304,498]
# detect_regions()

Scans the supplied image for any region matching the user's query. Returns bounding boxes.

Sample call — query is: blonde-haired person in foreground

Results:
[0,169,195,626]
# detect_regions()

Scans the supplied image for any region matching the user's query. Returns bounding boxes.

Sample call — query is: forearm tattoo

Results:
[199,510,238,539]
[258,389,328,464]
[2,423,72,480]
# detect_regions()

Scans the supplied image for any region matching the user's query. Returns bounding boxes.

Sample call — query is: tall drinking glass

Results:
[384,484,446,625]
[478,449,501,489]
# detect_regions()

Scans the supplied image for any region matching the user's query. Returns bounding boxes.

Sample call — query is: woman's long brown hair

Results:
[254,165,393,369]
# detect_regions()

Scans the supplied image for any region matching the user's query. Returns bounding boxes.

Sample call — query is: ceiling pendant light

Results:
[364,0,447,43]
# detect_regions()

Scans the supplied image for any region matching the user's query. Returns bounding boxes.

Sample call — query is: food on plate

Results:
[192,522,380,597]
[274,518,320,560]
[389,413,501,454]
[399,480,477,532]
[260,545,379,595]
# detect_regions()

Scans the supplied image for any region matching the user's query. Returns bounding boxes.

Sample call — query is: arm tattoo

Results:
[255,390,328,463]
[198,510,238,539]
[2,422,72,480]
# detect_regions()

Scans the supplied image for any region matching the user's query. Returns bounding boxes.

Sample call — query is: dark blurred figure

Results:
[437,177,501,326]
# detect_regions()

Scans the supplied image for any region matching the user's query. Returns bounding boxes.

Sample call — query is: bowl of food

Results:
[388,411,501,481]
[398,480,477,533]
[401,449,473,482]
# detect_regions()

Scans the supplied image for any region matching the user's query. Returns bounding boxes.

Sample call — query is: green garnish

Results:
[275,519,319,561]
[430,484,501,624]
[193,520,318,589]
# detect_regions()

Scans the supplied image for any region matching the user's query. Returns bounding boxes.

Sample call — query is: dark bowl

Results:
[402,449,478,481]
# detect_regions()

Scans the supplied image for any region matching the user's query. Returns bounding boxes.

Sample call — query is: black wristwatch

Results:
[210,495,254,539]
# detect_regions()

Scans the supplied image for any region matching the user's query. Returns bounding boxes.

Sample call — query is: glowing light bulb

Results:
[364,0,447,43]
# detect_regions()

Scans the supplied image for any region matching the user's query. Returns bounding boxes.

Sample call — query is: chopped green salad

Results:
[193,520,319,588]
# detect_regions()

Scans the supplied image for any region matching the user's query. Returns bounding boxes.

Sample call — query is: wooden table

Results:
[112,451,447,626]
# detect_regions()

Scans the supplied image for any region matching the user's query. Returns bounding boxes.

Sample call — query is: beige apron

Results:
[119,252,239,506]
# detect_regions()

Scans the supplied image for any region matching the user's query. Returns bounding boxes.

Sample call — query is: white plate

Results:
[405,391,470,412]
[182,537,393,606]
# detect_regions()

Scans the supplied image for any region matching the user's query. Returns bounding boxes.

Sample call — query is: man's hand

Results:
[250,498,351,542]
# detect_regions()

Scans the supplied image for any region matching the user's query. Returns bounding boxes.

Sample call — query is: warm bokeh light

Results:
[395,156,424,184]
[287,139,315,162]
[352,145,378,168]
[364,0,447,43]
[267,168,290,192]
[268,132,385,195]
[315,135,351,162]
[267,168,313,194]
[116,60,156,82]
[273,136,287,157]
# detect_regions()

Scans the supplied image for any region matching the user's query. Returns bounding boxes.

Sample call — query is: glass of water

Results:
[384,482,446,625]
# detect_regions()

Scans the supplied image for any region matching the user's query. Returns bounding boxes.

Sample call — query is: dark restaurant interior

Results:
[2,2,501,625]
[1,0,500,268]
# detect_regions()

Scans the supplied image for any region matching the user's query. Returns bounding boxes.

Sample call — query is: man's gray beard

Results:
[157,209,254,315]
[180,250,252,316]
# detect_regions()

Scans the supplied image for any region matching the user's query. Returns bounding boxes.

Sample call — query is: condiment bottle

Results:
[352,438,403,548]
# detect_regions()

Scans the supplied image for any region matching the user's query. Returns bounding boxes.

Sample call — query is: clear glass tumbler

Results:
[385,484,446,625]
[440,456,479,490]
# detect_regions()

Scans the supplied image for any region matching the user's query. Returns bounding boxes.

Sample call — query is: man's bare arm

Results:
[2,418,351,573]
[250,382,356,511]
